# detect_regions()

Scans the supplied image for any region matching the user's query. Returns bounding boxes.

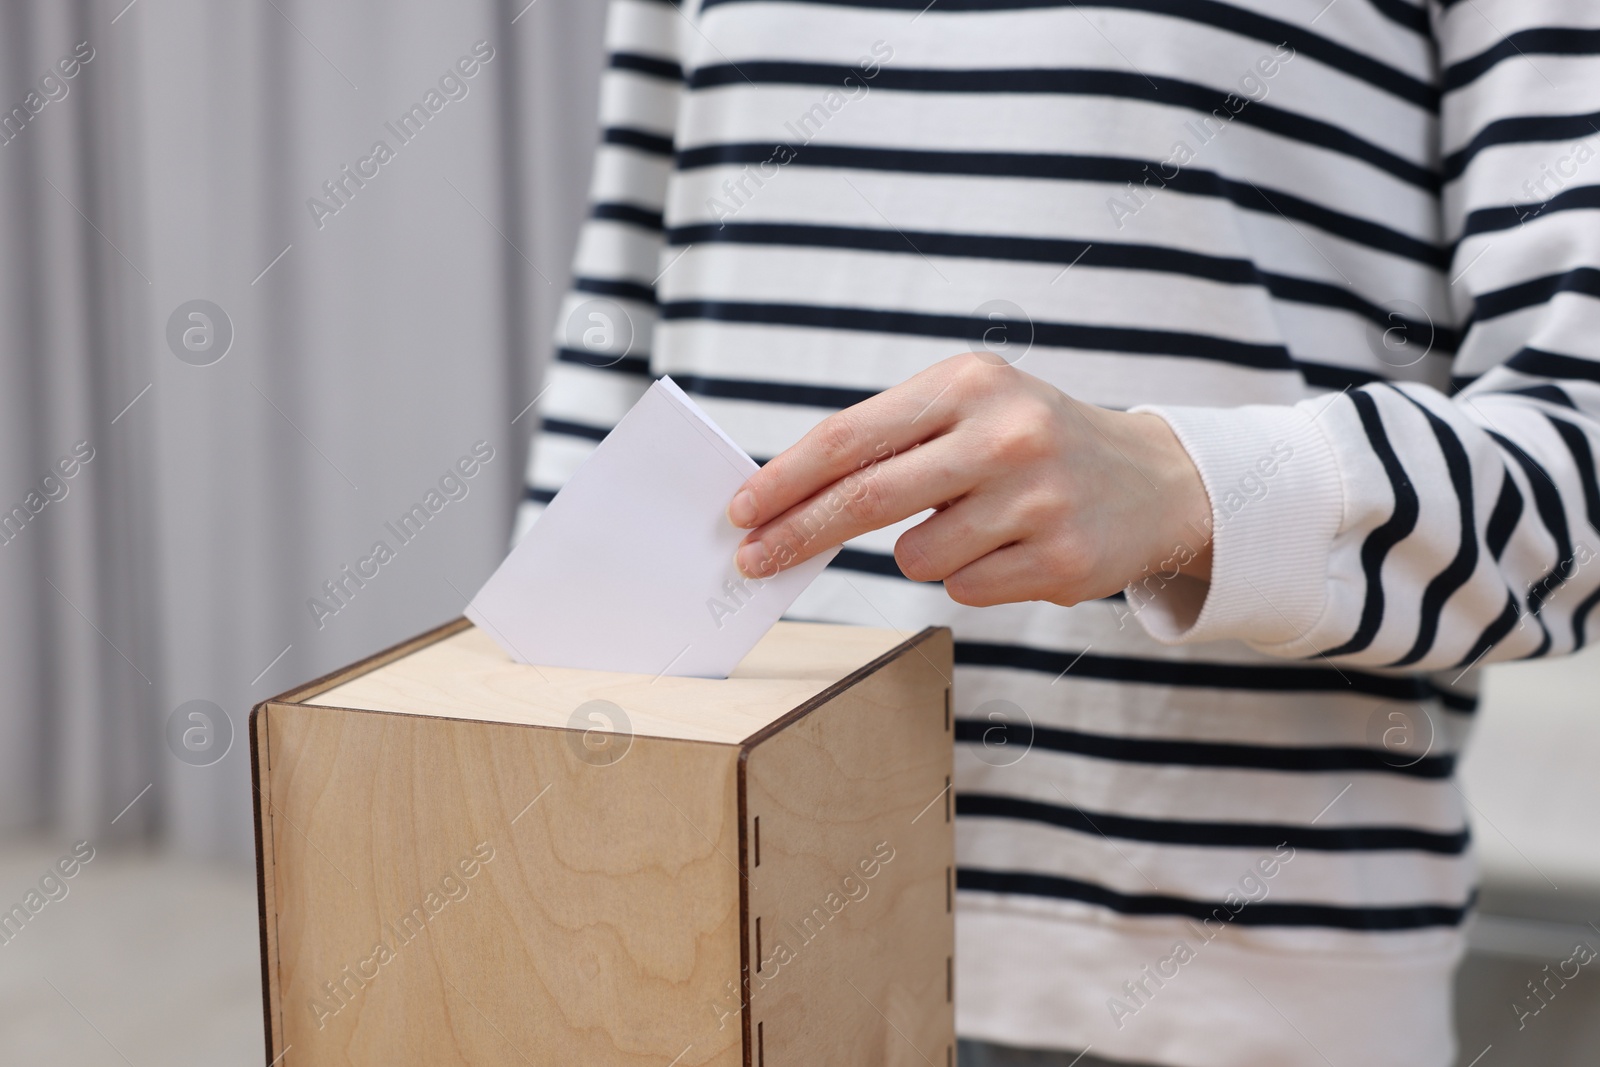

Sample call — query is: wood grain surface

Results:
[257,704,744,1065]
[253,620,954,1066]
[741,628,955,1067]
[306,621,907,744]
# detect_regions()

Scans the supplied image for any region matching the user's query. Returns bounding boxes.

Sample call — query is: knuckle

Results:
[1015,488,1062,529]
[953,350,987,378]
[813,415,860,467]
[992,414,1055,462]
[850,471,892,524]
[962,348,1019,378]
[952,352,1000,393]
[1049,535,1093,589]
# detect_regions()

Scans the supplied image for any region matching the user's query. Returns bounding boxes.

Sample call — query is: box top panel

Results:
[303,620,910,745]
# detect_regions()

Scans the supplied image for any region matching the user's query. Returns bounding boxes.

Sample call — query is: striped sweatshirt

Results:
[516,2,1600,1064]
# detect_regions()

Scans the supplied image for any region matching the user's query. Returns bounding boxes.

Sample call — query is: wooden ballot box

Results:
[251,617,955,1066]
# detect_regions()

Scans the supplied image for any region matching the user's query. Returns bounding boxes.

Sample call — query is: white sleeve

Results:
[1130,0,1600,671]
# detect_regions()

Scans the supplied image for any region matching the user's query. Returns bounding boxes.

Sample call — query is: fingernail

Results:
[727,490,757,528]
[736,541,767,578]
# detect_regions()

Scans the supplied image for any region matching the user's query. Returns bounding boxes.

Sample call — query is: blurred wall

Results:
[1454,645,1600,1063]
[0,0,608,862]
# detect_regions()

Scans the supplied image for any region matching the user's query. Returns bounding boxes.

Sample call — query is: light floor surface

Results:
[0,840,264,1067]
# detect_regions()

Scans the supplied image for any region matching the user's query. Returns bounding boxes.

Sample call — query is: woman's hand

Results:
[726,353,1214,607]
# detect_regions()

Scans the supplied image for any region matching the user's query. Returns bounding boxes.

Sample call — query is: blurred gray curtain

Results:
[0,0,606,861]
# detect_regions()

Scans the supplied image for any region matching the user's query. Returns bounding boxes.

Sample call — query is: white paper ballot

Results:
[466,377,839,678]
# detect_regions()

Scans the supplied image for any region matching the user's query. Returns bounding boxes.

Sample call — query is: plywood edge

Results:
[736,747,753,1067]
[267,698,750,758]
[272,615,472,706]
[249,701,285,1064]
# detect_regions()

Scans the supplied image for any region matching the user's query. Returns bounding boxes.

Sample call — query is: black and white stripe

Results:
[521,0,1600,1060]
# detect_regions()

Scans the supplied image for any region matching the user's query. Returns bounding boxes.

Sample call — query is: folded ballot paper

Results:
[466,377,838,678]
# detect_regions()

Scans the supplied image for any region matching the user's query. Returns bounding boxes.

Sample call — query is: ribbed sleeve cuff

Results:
[1125,402,1344,649]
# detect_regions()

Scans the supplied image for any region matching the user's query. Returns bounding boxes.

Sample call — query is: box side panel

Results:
[741,629,954,1067]
[262,705,744,1066]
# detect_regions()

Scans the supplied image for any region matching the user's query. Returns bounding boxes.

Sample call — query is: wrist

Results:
[1107,409,1214,583]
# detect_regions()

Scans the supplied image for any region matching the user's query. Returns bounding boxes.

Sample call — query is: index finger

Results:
[726,357,967,529]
